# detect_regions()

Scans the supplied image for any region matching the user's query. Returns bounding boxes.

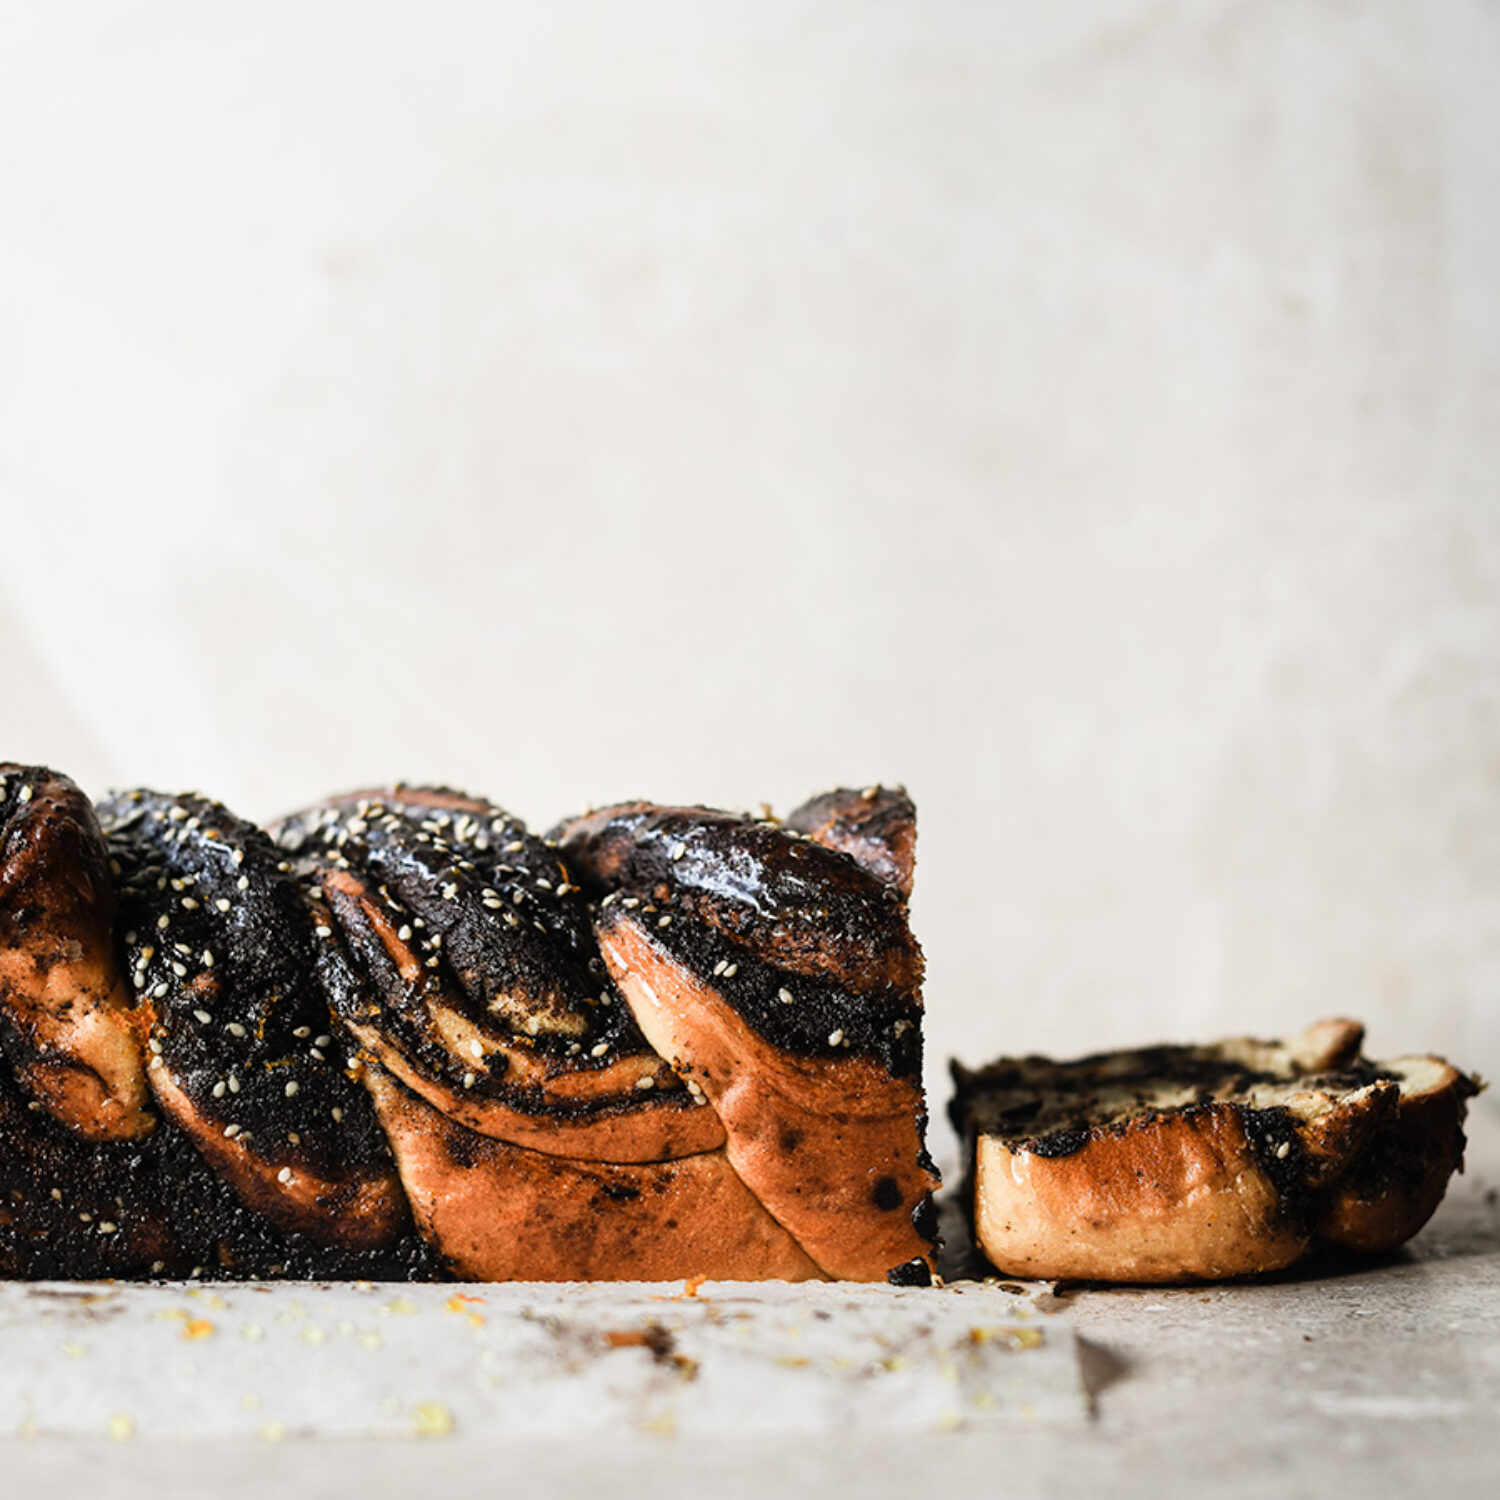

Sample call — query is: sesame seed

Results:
[227,1023,246,1038]
[621,897,639,909]
[212,1082,226,1098]
[277,1168,293,1184]
[722,963,738,978]
[293,1026,310,1038]
[157,915,170,931]
[397,925,412,941]
[228,1076,241,1093]
[307,886,322,900]
[779,988,795,1005]
[194,1009,212,1024]
[512,890,525,905]
[658,915,672,928]
[331,1107,344,1122]
[314,925,332,938]
[635,1076,655,1091]
[713,960,728,976]
[17,785,32,803]
[224,1124,240,1138]
[468,1039,484,1059]
[215,898,231,912]
[97,1222,117,1235]
[315,1035,331,1048]
[237,876,249,890]
[284,1081,299,1098]
[828,1029,845,1046]
[462,1072,476,1089]
[590,1043,610,1058]
[202,950,214,967]
[670,842,686,861]
[181,897,199,911]
[148,1038,163,1055]
[1276,1141,1291,1159]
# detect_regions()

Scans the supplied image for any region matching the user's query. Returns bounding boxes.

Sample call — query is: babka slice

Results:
[949,1019,1479,1284]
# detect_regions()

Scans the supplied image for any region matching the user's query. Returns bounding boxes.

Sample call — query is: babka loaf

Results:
[0,764,937,1282]
[950,1019,1479,1284]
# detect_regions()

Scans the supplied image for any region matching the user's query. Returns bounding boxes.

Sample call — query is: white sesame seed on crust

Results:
[828,1029,845,1046]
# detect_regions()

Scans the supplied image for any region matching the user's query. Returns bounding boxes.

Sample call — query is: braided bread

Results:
[1,765,937,1283]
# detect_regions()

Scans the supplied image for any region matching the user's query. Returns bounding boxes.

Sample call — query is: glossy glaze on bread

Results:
[2,768,938,1282]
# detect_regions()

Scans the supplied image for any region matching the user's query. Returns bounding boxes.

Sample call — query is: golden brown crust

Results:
[975,1106,1312,1282]
[0,765,153,1141]
[598,916,938,1281]
[365,1065,824,1282]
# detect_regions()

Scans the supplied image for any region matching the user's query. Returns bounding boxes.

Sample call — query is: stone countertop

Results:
[5,1099,1497,1499]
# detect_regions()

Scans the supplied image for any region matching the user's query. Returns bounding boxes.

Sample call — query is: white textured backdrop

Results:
[2,1,1497,1130]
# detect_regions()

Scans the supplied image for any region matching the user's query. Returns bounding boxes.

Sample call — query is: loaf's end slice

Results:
[949,1020,1479,1284]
